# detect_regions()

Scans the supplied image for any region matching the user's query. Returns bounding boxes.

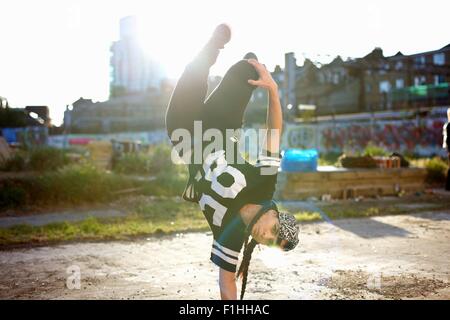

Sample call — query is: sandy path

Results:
[0,212,449,300]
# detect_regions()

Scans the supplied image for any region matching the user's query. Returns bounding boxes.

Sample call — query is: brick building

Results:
[274,44,450,117]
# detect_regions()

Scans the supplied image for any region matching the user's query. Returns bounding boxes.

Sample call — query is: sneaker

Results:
[199,24,231,67]
[208,23,232,49]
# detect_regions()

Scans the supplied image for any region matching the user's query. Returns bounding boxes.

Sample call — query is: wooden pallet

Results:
[276,167,427,200]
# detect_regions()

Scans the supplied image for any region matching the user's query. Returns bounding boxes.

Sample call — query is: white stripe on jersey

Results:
[255,160,281,168]
[256,155,281,168]
[211,248,238,265]
[257,155,281,162]
[213,240,240,258]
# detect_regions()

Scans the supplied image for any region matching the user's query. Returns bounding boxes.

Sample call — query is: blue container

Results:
[281,149,318,172]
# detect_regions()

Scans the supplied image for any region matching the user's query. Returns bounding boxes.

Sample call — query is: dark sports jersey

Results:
[192,149,281,272]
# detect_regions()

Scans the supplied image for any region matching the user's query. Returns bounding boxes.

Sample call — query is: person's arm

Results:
[264,86,282,154]
[247,59,282,155]
[219,268,237,300]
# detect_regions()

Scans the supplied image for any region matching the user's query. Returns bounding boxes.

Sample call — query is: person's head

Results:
[237,201,299,299]
[250,208,279,245]
[250,209,300,250]
[241,202,299,249]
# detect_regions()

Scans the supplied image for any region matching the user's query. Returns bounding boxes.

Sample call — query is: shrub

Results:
[319,152,341,166]
[114,153,151,175]
[0,152,27,171]
[0,144,187,209]
[148,144,174,174]
[35,164,141,204]
[113,144,174,175]
[363,142,390,157]
[28,147,69,171]
[425,157,448,184]
[151,165,188,196]
[1,147,71,172]
[0,164,142,209]
[0,182,26,208]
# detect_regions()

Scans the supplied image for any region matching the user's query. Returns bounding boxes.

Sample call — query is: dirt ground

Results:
[0,211,449,300]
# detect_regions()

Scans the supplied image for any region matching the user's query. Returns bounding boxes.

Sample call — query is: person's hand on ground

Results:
[247,59,278,91]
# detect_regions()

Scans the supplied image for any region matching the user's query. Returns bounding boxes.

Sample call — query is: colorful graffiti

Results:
[284,118,447,156]
[1,126,48,147]
[47,130,169,149]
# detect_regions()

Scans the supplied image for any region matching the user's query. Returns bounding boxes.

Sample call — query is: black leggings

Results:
[165,46,259,145]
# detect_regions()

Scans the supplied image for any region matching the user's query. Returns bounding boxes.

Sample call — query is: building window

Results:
[333,73,339,84]
[395,79,404,89]
[379,81,391,93]
[366,83,372,93]
[433,53,445,65]
[318,73,324,84]
[414,55,426,65]
[395,61,403,70]
[434,75,445,85]
[414,75,426,86]
[327,73,332,83]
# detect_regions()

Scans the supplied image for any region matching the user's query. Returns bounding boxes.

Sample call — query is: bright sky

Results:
[1,0,449,125]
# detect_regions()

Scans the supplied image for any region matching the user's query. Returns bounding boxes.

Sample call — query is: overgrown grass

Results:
[409,156,448,184]
[0,198,208,246]
[424,157,448,184]
[0,216,210,246]
[0,164,132,208]
[0,143,189,210]
[113,153,152,175]
[322,206,398,219]
[279,194,450,225]
[0,162,188,209]
[0,147,70,172]
[2,194,447,247]
[28,147,70,171]
[113,144,174,175]
[293,211,323,222]
[282,206,395,223]
[0,152,27,171]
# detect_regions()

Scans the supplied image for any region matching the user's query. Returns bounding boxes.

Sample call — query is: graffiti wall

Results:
[1,127,48,147]
[283,118,447,156]
[47,130,169,148]
[46,117,448,157]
